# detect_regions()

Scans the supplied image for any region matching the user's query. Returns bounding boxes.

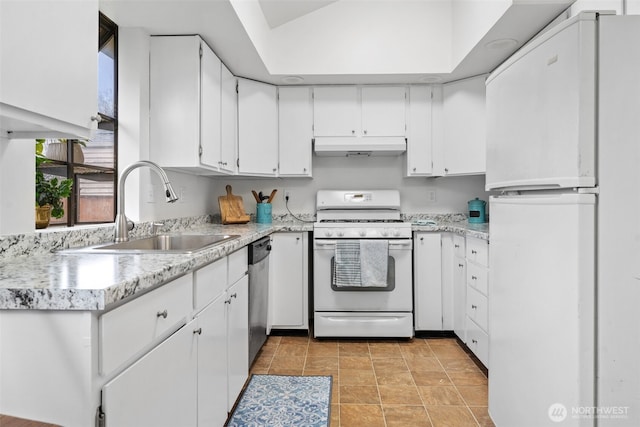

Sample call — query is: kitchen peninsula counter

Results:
[0,217,486,311]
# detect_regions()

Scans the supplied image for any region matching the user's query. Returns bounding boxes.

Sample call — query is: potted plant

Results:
[35,139,73,229]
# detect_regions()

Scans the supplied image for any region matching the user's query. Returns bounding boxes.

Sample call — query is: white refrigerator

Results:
[486,12,640,427]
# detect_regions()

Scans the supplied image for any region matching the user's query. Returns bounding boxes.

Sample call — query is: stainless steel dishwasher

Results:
[248,236,271,367]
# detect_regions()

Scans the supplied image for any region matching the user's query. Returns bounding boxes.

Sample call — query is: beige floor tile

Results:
[305,356,339,370]
[340,404,386,427]
[308,342,339,357]
[267,367,303,375]
[275,343,308,357]
[369,342,404,358]
[383,405,433,427]
[340,356,373,369]
[338,341,370,356]
[457,385,488,406]
[339,368,377,386]
[330,404,340,426]
[448,371,488,386]
[279,335,310,345]
[440,358,482,373]
[405,356,444,372]
[427,406,479,427]
[376,371,416,386]
[339,385,381,404]
[270,355,305,370]
[412,370,453,386]
[418,386,466,406]
[469,406,495,427]
[431,345,469,359]
[372,358,409,373]
[378,385,423,405]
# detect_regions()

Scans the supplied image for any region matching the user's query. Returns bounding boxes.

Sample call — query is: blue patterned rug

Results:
[226,374,332,427]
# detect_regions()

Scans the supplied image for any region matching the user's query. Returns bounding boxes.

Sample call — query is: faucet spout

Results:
[114,160,179,242]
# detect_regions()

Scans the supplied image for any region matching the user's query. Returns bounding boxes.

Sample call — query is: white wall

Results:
[212,156,488,219]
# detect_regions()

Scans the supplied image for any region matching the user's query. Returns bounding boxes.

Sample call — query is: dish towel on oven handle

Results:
[333,240,389,287]
[360,239,389,287]
[334,240,362,287]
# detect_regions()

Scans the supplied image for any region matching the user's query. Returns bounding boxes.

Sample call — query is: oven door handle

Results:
[389,240,413,249]
[315,240,338,247]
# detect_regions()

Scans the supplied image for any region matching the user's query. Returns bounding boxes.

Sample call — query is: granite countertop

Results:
[0,217,487,311]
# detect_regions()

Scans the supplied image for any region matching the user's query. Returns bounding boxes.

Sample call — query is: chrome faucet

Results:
[114,160,179,242]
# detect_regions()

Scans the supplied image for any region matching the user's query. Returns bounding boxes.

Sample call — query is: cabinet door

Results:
[220,64,238,174]
[413,233,443,330]
[150,36,202,169]
[269,233,308,329]
[406,85,434,176]
[237,79,278,176]
[197,297,228,427]
[441,75,487,175]
[313,86,359,136]
[226,275,249,411]
[199,43,222,169]
[102,321,198,427]
[0,0,98,138]
[361,86,406,137]
[278,87,312,177]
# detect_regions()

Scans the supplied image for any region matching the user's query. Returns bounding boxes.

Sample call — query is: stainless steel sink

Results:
[62,234,241,254]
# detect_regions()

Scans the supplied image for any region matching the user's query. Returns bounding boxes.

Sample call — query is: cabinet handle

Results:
[364,129,368,135]
[472,339,478,344]
[472,275,478,280]
[444,168,449,173]
[471,304,477,309]
[351,130,355,135]
[471,249,477,254]
[193,328,202,335]
[91,114,103,123]
[458,263,464,268]
[225,299,232,304]
[230,293,237,299]
[273,168,277,172]
[303,168,307,172]
[420,237,424,241]
[156,310,168,319]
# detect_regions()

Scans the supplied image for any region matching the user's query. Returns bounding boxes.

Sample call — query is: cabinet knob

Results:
[472,339,478,344]
[454,244,459,248]
[364,130,368,135]
[156,310,168,319]
[303,168,307,172]
[458,263,464,268]
[471,250,477,254]
[193,328,202,335]
[230,293,237,299]
[413,167,416,172]
[91,114,103,123]
[472,275,478,280]
[352,130,355,135]
[225,299,232,304]
[471,304,477,309]
[273,167,277,172]
[444,168,449,173]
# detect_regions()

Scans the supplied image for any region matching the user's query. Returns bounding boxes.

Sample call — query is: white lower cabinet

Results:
[269,232,309,330]
[413,232,443,330]
[226,275,249,410]
[451,234,467,340]
[102,320,198,427]
[464,236,490,366]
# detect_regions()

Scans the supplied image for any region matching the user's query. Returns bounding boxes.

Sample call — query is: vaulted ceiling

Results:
[100,0,575,84]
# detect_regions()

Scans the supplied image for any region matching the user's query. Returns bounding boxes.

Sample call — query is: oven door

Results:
[313,238,413,311]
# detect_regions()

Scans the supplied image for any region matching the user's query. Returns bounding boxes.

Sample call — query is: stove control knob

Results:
[359,230,367,237]
[337,231,344,237]
[393,230,401,237]
[324,230,333,237]
[381,229,389,237]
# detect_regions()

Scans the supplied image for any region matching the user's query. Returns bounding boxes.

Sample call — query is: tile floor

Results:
[249,334,495,427]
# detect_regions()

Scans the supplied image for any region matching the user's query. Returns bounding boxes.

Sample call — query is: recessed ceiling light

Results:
[485,38,519,51]
[282,76,304,84]
[419,76,442,83]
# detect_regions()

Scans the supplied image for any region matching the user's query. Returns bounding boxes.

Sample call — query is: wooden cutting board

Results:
[218,185,250,224]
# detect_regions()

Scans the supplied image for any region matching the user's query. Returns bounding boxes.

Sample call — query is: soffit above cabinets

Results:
[99,0,575,85]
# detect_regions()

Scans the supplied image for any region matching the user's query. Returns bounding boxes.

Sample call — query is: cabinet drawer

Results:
[453,234,466,258]
[228,247,248,285]
[467,262,488,296]
[194,257,227,312]
[466,318,489,367]
[466,237,489,267]
[100,274,193,375]
[466,286,488,332]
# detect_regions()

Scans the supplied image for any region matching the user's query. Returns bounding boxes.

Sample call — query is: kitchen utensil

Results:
[251,190,261,204]
[218,185,250,224]
[267,189,277,204]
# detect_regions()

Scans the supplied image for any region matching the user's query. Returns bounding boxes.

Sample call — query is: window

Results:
[40,13,118,226]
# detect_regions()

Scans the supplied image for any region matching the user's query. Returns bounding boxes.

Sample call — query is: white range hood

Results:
[313,136,406,157]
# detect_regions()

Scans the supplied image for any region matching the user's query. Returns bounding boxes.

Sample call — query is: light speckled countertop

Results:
[0,218,487,311]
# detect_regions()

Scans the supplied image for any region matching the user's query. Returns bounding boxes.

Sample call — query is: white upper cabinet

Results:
[0,0,98,139]
[220,64,238,174]
[150,35,224,175]
[313,86,407,137]
[433,75,487,176]
[361,86,406,136]
[405,85,434,176]
[313,86,359,137]
[278,87,312,177]
[237,78,278,176]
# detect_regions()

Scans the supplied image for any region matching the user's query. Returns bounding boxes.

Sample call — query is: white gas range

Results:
[313,190,414,338]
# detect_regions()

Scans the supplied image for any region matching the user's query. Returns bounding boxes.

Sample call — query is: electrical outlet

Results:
[284,190,291,201]
[426,190,436,202]
[146,187,155,203]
